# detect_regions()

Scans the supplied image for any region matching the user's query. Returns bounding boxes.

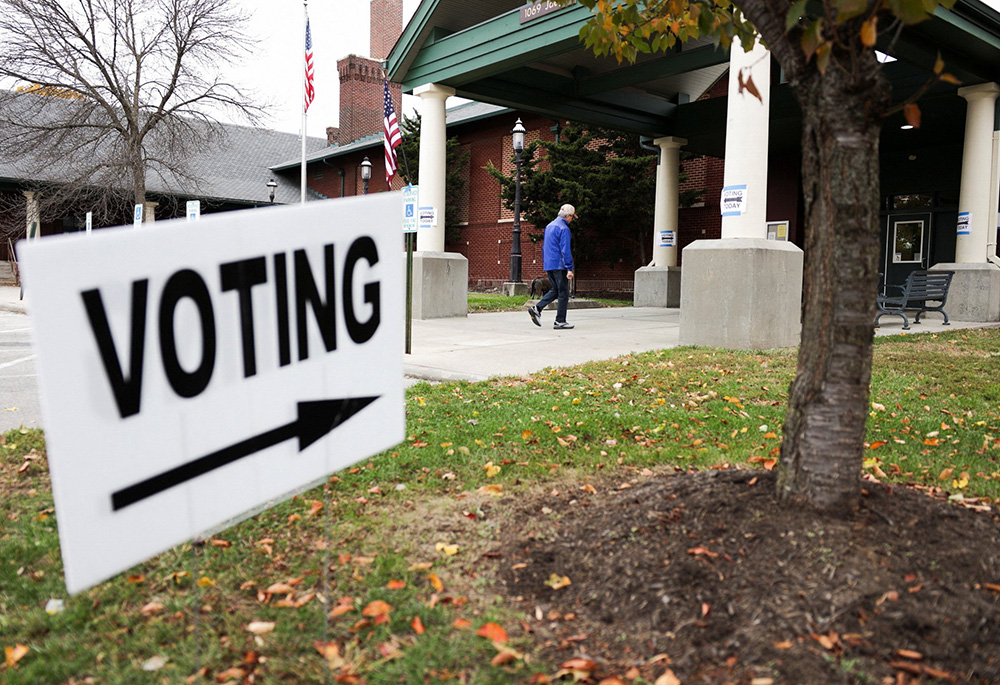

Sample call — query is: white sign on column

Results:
[18,194,405,594]
[720,185,748,217]
[187,200,201,222]
[133,204,143,227]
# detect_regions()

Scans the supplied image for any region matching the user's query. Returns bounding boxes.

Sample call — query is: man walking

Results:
[528,204,576,330]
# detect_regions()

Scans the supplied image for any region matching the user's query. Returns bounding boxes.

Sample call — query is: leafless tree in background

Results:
[0,0,265,228]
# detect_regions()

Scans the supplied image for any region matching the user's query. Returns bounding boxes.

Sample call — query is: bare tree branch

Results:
[0,0,267,222]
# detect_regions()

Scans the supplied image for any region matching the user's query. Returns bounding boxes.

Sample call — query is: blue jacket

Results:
[542,216,574,272]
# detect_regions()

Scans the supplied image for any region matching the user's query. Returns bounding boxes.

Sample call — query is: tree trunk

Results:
[776,57,889,515]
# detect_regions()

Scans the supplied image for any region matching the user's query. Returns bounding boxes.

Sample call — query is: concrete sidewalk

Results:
[3,285,996,386]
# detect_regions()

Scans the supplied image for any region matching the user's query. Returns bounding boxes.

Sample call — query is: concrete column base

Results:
[679,238,803,349]
[930,262,1000,322]
[411,251,468,319]
[502,281,528,296]
[634,265,681,308]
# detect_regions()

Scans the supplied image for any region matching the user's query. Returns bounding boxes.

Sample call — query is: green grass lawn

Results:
[2,328,998,682]
[467,291,631,313]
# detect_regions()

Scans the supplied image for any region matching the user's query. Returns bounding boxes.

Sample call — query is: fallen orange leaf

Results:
[411,616,425,635]
[561,657,597,672]
[140,601,165,616]
[686,546,719,558]
[654,669,681,685]
[361,600,392,618]
[5,644,29,668]
[428,573,444,592]
[491,651,518,666]
[869,441,886,449]
[453,617,472,629]
[330,596,354,617]
[476,622,508,644]
[386,580,406,590]
[895,648,923,660]
[545,573,572,590]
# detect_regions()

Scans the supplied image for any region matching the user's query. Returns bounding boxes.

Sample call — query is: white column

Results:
[414,83,454,252]
[23,191,40,240]
[143,201,159,225]
[721,41,770,239]
[956,82,1000,263]
[652,136,686,267]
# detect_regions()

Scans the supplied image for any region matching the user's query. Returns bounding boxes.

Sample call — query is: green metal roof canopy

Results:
[387,0,1000,147]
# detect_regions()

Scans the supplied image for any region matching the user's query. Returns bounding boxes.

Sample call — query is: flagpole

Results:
[300,0,309,204]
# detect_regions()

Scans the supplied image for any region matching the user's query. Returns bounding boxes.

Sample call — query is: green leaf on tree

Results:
[800,18,825,61]
[886,0,932,25]
[833,0,869,21]
[785,0,809,32]
[816,43,832,75]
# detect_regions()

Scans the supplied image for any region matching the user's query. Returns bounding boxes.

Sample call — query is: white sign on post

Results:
[186,200,201,222]
[402,186,418,234]
[133,204,143,226]
[18,195,405,594]
[85,212,92,234]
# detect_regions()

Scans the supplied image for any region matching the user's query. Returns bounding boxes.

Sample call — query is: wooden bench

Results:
[875,269,954,330]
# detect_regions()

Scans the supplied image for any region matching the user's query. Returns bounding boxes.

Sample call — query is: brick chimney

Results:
[333,0,404,146]
[370,0,403,61]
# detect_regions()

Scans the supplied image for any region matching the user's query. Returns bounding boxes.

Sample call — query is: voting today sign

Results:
[18,195,405,594]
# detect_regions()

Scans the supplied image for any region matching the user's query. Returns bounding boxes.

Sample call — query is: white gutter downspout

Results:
[989,129,1000,268]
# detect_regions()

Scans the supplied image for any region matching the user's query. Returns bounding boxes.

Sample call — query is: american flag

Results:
[304,18,315,113]
[383,81,402,185]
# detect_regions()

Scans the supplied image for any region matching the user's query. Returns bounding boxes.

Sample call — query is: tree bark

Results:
[776,55,889,514]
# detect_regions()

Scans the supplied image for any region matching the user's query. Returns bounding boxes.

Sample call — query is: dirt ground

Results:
[492,469,1000,684]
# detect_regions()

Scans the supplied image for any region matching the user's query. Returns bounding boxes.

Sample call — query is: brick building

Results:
[273,0,731,296]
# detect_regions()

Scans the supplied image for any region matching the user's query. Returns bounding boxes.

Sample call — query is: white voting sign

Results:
[19,195,405,594]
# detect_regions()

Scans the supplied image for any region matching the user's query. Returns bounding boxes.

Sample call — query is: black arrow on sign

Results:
[111,396,379,511]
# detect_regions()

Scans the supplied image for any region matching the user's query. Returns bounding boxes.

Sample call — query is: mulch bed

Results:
[492,469,1000,683]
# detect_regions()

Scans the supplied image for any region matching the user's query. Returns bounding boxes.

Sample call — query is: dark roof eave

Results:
[270,139,384,171]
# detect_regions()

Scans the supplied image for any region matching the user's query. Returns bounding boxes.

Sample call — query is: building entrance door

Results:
[881,212,931,291]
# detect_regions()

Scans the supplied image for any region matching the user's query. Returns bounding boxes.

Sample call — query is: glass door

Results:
[882,213,930,291]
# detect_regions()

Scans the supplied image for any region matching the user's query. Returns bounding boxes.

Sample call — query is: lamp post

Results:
[266,178,277,204]
[360,156,372,195]
[510,118,525,284]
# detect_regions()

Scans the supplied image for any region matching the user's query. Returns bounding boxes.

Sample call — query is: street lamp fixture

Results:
[510,118,526,284]
[360,156,372,195]
[266,178,277,203]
